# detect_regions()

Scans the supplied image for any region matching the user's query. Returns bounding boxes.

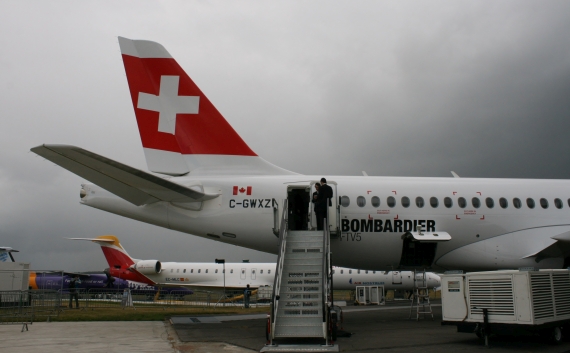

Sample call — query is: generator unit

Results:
[441,269,570,343]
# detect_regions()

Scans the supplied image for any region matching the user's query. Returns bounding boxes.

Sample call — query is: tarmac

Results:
[2,300,570,352]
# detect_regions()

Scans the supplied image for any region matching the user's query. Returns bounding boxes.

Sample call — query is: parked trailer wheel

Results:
[540,326,563,344]
[552,327,563,344]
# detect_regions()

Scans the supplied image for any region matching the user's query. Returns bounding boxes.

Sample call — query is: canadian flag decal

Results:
[233,186,252,195]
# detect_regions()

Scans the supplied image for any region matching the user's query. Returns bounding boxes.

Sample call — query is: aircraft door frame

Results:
[392,271,402,285]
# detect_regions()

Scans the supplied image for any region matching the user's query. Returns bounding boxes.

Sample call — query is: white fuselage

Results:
[128,261,440,290]
[81,175,570,272]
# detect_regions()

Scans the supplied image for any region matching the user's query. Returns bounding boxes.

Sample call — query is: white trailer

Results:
[441,269,570,344]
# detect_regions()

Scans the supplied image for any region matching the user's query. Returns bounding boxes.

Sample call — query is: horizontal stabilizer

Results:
[68,238,115,243]
[31,144,219,206]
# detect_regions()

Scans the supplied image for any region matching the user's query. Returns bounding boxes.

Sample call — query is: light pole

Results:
[215,259,226,306]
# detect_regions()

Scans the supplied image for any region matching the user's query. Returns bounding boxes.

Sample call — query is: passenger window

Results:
[401,196,410,208]
[349,270,352,274]
[341,270,343,274]
[555,198,563,209]
[416,197,424,208]
[198,269,201,273]
[268,270,271,274]
[205,269,208,273]
[183,269,186,273]
[458,197,466,208]
[170,269,173,273]
[365,270,368,274]
[191,269,193,273]
[430,197,438,208]
[215,269,218,273]
[472,197,481,208]
[177,269,179,273]
[230,269,233,274]
[387,196,396,208]
[444,197,452,208]
[539,198,548,209]
[499,198,508,209]
[527,198,535,209]
[357,270,361,274]
[357,196,366,207]
[340,196,350,207]
[513,198,522,209]
[371,196,380,208]
[485,197,494,208]
[260,270,263,274]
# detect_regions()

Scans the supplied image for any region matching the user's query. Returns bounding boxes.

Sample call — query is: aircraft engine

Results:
[133,260,161,274]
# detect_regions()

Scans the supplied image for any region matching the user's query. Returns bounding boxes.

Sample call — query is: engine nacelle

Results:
[133,260,161,274]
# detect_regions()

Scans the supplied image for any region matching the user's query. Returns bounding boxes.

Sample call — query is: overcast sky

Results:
[1,1,570,272]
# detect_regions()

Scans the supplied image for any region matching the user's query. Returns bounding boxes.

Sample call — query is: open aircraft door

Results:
[399,231,451,268]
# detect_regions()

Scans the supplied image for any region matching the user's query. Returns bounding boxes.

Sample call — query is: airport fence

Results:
[54,288,269,310]
[0,290,62,331]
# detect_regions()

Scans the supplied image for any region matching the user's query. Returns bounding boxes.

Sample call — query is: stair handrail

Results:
[322,211,332,342]
[269,198,289,341]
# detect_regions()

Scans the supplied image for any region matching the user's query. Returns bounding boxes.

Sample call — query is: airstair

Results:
[409,269,433,321]
[262,199,339,352]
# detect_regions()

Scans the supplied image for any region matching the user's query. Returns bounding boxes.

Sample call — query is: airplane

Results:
[30,37,570,273]
[0,247,18,262]
[71,235,441,290]
[29,271,193,297]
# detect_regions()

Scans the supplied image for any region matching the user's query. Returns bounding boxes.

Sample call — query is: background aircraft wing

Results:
[31,144,219,206]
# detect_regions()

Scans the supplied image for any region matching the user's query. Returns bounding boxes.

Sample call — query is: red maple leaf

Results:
[239,187,246,193]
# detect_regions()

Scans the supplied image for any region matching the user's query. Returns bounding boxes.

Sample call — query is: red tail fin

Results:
[118,37,294,176]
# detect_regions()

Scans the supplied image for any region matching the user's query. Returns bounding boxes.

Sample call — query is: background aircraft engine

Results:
[133,260,161,274]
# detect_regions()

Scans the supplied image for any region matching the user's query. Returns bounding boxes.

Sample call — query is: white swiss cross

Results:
[137,75,200,135]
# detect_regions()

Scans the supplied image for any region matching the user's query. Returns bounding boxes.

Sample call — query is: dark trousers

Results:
[316,211,325,231]
[69,291,79,308]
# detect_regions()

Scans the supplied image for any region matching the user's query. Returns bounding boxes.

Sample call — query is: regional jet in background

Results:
[29,271,193,296]
[72,235,440,290]
[0,247,18,262]
[32,37,570,272]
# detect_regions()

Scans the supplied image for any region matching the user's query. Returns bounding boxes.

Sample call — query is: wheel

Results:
[541,326,563,344]
[552,327,563,344]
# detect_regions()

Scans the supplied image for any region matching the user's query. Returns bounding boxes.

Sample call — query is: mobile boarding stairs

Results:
[262,199,339,352]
